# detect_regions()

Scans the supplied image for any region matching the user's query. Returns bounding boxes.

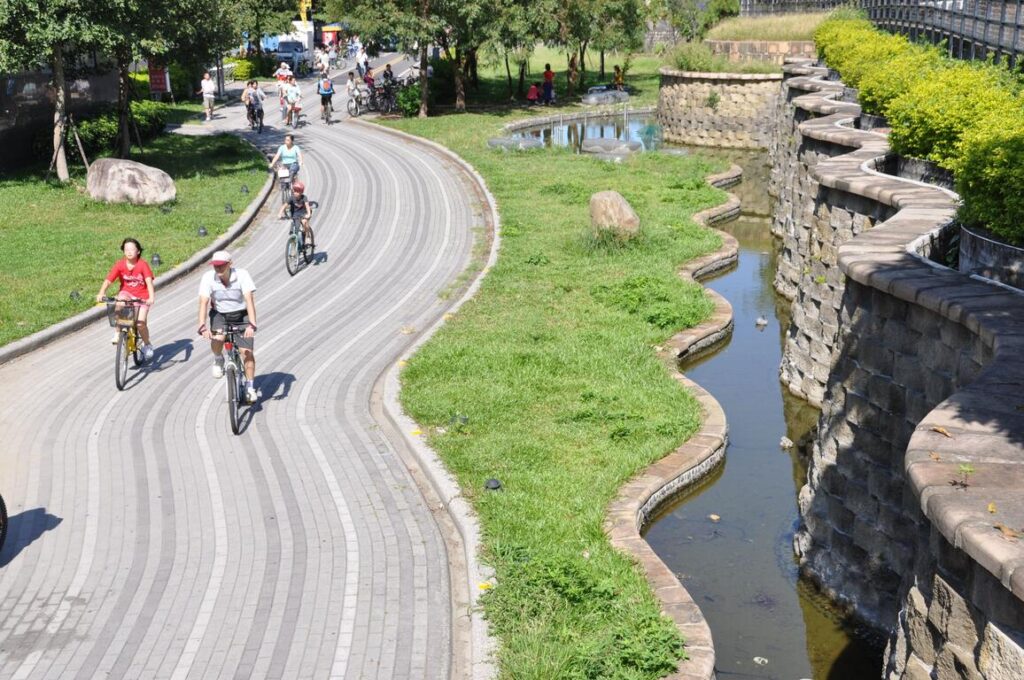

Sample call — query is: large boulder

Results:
[581,90,630,106]
[589,190,640,239]
[87,158,176,205]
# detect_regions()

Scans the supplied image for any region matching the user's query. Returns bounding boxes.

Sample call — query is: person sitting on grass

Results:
[526,82,540,105]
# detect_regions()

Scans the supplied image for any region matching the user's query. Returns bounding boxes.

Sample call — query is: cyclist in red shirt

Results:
[96,237,156,360]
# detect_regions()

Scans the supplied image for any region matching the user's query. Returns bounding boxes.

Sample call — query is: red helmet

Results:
[292,180,305,193]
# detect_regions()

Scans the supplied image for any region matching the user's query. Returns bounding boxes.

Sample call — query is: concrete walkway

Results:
[0,61,477,679]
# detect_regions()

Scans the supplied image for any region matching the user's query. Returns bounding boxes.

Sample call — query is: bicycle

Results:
[220,324,253,435]
[0,492,6,555]
[321,99,333,125]
[285,201,317,276]
[246,104,264,133]
[347,88,367,117]
[103,297,148,390]
[288,102,303,128]
[273,163,298,209]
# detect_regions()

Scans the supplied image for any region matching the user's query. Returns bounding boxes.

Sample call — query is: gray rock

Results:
[589,190,639,238]
[580,138,642,155]
[87,158,176,206]
[487,137,544,151]
[581,91,630,106]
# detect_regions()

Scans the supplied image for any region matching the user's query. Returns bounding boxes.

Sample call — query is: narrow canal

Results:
[514,115,885,677]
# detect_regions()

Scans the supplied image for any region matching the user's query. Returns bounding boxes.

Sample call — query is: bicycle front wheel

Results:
[347,98,359,117]
[114,331,129,390]
[225,363,241,435]
[131,330,144,367]
[285,234,301,276]
[0,493,7,555]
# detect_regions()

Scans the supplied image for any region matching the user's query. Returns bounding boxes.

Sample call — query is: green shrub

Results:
[68,100,168,155]
[227,54,277,81]
[818,22,906,88]
[956,111,1024,245]
[886,61,1020,168]
[672,41,717,71]
[396,83,422,117]
[76,115,119,153]
[857,42,948,116]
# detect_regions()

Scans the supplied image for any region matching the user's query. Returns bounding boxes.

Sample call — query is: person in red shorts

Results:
[95,237,156,360]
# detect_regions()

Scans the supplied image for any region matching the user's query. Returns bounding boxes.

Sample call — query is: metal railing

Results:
[864,0,1024,66]
[739,0,1024,67]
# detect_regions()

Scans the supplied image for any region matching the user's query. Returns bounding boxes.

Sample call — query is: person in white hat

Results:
[197,250,259,402]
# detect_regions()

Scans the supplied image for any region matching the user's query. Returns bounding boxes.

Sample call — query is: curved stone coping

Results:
[659,66,783,82]
[501,106,656,135]
[779,61,1024,605]
[0,161,275,368]
[604,164,743,680]
[352,118,500,679]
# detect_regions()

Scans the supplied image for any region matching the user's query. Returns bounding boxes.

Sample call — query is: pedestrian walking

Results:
[542,63,555,105]
[197,72,216,121]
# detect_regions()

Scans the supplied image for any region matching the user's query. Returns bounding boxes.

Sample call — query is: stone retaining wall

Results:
[657,68,782,149]
[706,39,816,64]
[771,58,1024,679]
[959,225,1024,292]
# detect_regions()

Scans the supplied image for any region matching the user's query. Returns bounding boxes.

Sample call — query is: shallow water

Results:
[511,112,663,151]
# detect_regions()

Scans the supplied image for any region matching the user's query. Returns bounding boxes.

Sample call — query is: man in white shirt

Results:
[197,250,259,402]
[197,72,217,121]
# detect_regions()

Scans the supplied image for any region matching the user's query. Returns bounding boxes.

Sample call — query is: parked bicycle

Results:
[220,323,253,435]
[103,297,149,390]
[347,87,368,117]
[285,200,317,276]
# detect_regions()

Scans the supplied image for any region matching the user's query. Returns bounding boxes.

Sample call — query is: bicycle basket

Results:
[277,167,291,178]
[106,300,140,327]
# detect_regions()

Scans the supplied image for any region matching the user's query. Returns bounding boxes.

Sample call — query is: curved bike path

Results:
[0,67,479,679]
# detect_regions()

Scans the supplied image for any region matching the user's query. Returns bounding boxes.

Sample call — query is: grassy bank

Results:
[706,12,829,41]
[379,110,729,676]
[0,133,265,346]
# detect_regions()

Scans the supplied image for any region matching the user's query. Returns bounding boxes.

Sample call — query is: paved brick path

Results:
[0,68,476,679]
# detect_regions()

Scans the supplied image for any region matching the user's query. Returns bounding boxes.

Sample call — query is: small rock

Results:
[780,436,794,450]
[753,656,768,666]
[589,190,640,239]
[708,514,721,523]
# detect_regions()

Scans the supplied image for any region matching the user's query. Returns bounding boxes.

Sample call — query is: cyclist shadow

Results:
[0,508,63,568]
[236,372,296,432]
[128,338,194,388]
[311,251,328,266]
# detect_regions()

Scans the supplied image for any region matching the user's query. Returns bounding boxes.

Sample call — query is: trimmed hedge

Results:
[68,100,169,155]
[815,13,1024,245]
[226,55,277,81]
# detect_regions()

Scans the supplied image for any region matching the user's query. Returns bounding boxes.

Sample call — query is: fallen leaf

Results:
[931,426,953,438]
[478,582,493,591]
[929,452,942,461]
[411,429,423,436]
[400,325,416,335]
[398,359,408,367]
[994,523,1023,540]
[708,514,721,523]
[988,502,997,514]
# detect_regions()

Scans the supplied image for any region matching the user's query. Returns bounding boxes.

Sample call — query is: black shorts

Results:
[210,309,254,351]
[320,93,333,106]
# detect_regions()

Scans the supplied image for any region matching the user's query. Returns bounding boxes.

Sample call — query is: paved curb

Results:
[604,164,745,680]
[352,118,499,680]
[0,148,274,369]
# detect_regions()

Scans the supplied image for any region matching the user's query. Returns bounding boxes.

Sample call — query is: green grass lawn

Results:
[706,12,830,41]
[379,110,728,677]
[0,133,266,346]
[464,46,664,108]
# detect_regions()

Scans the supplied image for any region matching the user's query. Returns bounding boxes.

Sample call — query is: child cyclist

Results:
[95,237,156,360]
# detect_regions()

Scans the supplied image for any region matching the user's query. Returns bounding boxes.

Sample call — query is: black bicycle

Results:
[321,99,334,125]
[221,324,252,435]
[285,201,317,276]
[103,297,148,390]
[274,164,297,210]
[246,104,264,133]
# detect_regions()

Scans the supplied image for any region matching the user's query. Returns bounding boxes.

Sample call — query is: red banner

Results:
[148,63,170,94]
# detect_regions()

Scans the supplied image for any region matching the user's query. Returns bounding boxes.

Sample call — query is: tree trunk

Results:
[468,48,479,88]
[504,53,513,98]
[51,43,70,182]
[600,49,605,80]
[517,61,525,97]
[453,47,466,111]
[418,44,429,118]
[116,46,132,158]
[579,42,587,90]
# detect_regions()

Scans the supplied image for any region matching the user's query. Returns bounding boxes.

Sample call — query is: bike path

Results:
[0,65,478,679]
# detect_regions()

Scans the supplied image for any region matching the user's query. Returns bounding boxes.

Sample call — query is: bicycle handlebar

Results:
[101,296,146,305]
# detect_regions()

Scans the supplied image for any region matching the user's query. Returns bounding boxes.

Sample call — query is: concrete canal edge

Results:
[604,163,744,680]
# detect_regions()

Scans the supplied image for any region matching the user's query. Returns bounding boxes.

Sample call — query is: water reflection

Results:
[512,112,660,151]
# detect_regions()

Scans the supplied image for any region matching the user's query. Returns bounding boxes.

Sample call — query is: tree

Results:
[235,0,295,55]
[0,0,109,181]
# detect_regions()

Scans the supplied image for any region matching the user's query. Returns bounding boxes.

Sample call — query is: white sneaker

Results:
[143,344,155,361]
[246,386,258,403]
[211,362,225,378]
[111,331,120,345]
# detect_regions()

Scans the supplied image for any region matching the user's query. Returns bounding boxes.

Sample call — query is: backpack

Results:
[319,79,333,94]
